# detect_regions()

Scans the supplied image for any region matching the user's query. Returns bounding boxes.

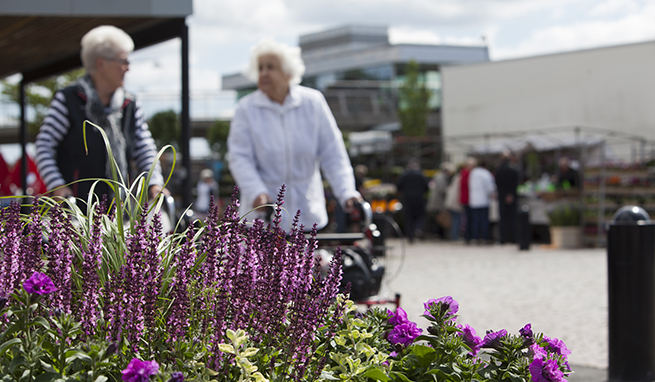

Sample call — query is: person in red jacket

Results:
[459,157,476,244]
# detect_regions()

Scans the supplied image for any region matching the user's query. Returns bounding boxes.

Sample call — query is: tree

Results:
[1,69,85,135]
[206,120,230,159]
[148,109,180,149]
[397,60,431,137]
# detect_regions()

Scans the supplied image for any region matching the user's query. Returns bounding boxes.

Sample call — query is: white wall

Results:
[441,41,655,162]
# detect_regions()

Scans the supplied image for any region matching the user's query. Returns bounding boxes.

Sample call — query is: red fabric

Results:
[3,155,47,196]
[459,167,471,205]
[0,153,10,196]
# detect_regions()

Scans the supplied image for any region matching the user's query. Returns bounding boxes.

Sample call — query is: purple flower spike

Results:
[482,329,507,349]
[544,337,572,357]
[388,307,410,326]
[23,272,57,295]
[122,358,159,382]
[388,321,423,347]
[529,357,566,382]
[423,296,459,319]
[458,324,483,356]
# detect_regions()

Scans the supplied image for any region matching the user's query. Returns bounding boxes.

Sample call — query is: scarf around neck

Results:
[77,74,129,184]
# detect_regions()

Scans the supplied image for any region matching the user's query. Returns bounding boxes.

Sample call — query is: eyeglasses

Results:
[104,57,130,66]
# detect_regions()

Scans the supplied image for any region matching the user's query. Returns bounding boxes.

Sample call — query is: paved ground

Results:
[370,238,608,381]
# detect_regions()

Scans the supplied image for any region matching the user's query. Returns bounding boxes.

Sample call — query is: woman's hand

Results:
[253,193,272,208]
[344,196,364,213]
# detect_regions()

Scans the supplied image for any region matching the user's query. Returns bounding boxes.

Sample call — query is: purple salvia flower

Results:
[482,329,508,349]
[167,226,196,344]
[143,209,162,331]
[79,201,105,336]
[0,202,22,297]
[24,272,57,295]
[119,205,153,347]
[19,200,45,293]
[45,204,74,314]
[529,357,566,382]
[457,324,483,356]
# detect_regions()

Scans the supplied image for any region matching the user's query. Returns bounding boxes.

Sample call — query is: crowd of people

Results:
[402,151,579,245]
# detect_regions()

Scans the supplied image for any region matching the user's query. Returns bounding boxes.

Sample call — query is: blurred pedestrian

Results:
[495,150,519,244]
[468,160,496,243]
[227,38,361,230]
[427,162,453,239]
[459,157,476,244]
[556,157,579,190]
[444,165,463,241]
[396,158,429,242]
[195,168,218,215]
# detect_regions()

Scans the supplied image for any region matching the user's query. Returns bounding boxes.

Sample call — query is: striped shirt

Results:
[35,90,164,191]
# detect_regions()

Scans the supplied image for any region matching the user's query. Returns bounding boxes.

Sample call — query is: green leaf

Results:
[389,371,413,382]
[28,316,51,330]
[218,344,235,354]
[410,344,437,367]
[9,354,26,373]
[0,338,21,357]
[362,368,391,382]
[65,349,93,365]
[34,372,61,382]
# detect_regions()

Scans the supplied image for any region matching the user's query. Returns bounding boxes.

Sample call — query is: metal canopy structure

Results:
[0,0,194,207]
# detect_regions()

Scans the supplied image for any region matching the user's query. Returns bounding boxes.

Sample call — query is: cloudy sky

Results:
[125,0,655,112]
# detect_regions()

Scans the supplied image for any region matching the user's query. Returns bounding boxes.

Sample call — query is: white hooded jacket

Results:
[227,85,360,230]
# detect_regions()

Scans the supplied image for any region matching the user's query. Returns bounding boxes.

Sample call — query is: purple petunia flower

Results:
[520,323,533,338]
[530,343,548,359]
[169,372,184,382]
[122,358,159,382]
[423,296,459,319]
[388,307,410,326]
[23,272,57,295]
[388,321,423,347]
[529,357,566,382]
[457,324,483,356]
[544,337,572,357]
[482,329,507,349]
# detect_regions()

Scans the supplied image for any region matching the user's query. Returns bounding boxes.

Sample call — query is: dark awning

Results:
[0,0,195,206]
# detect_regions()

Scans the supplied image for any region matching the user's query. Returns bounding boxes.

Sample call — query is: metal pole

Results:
[608,206,655,382]
[19,79,28,201]
[180,21,191,208]
[598,141,606,246]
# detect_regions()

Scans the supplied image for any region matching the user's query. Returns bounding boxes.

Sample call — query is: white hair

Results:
[80,26,134,74]
[245,38,305,85]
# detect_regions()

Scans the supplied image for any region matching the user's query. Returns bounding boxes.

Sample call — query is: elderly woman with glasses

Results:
[227,38,362,230]
[35,25,164,210]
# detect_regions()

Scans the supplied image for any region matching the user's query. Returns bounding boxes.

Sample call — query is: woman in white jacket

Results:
[227,39,361,230]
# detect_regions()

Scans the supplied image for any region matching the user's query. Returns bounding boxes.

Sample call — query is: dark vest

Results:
[57,85,138,208]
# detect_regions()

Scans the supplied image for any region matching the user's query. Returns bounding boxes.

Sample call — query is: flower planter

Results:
[549,226,582,249]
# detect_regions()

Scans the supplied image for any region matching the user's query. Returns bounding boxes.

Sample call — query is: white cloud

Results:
[590,0,642,17]
[491,3,655,60]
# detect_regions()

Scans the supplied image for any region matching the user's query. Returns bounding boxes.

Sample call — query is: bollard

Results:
[608,206,655,382]
[517,204,531,251]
